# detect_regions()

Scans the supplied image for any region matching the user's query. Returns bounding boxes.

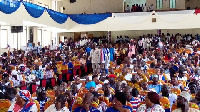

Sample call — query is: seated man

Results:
[45,94,69,112]
[74,92,100,112]
[148,75,162,94]
[160,84,177,109]
[106,92,132,112]
[150,68,165,82]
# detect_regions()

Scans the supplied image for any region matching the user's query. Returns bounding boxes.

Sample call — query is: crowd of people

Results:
[0,33,200,112]
[125,4,153,13]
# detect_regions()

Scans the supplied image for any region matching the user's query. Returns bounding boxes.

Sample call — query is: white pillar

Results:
[33,26,38,45]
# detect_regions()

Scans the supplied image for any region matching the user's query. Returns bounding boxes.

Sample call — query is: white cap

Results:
[121,80,127,85]
[179,91,191,102]
[183,71,187,74]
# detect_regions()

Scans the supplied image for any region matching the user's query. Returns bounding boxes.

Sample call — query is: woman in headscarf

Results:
[137,92,164,112]
[8,90,38,112]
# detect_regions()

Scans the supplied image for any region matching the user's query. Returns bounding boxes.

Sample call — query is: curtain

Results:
[47,9,68,24]
[22,1,45,18]
[0,0,21,14]
[69,13,111,25]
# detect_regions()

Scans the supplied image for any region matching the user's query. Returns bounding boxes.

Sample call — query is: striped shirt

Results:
[130,97,141,112]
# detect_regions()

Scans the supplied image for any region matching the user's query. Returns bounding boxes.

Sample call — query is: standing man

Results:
[101,43,110,69]
[89,43,101,73]
[37,42,42,56]
[49,40,57,51]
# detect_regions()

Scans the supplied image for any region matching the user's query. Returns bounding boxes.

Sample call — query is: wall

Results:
[57,32,74,43]
[185,0,200,9]
[59,0,123,14]
[146,0,185,10]
[111,29,200,42]
[34,0,52,9]
[88,31,107,37]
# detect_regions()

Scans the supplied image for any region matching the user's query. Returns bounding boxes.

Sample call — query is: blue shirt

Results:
[105,106,133,112]
[32,70,44,79]
[63,62,74,74]
[86,47,92,55]
[74,107,100,112]
[109,48,115,61]
[150,75,165,81]
[149,84,162,94]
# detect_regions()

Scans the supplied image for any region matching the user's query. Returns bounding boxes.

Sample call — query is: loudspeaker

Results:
[11,26,23,33]
[70,0,76,3]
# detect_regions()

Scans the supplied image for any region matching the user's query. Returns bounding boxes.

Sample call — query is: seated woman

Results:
[8,90,38,112]
[45,94,69,112]
[137,92,164,112]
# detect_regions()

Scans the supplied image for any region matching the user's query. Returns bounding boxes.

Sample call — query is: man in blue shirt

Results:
[106,92,133,112]
[31,64,44,80]
[149,75,162,94]
[62,57,74,74]
[109,44,115,62]
[74,92,100,112]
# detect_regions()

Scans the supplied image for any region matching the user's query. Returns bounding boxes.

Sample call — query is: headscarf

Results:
[85,81,96,90]
[18,90,31,101]
[179,91,191,102]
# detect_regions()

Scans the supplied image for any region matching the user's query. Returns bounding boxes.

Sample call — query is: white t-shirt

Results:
[45,104,69,112]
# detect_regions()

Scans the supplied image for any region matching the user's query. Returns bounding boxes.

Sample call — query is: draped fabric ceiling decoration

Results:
[0,0,199,32]
[0,0,111,25]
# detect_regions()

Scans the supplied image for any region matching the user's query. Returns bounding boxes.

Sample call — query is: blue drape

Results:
[47,9,68,24]
[0,0,21,14]
[69,13,111,24]
[22,1,45,18]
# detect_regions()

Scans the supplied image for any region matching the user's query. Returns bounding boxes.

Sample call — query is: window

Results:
[170,0,176,9]
[11,33,18,49]
[42,30,50,47]
[157,0,162,9]
[1,29,8,48]
[38,29,42,44]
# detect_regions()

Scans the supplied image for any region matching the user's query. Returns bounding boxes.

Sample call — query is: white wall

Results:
[59,0,123,14]
[34,0,52,9]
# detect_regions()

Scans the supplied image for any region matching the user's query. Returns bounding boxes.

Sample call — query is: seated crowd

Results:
[0,33,200,112]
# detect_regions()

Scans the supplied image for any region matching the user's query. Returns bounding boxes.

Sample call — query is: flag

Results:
[195,9,200,15]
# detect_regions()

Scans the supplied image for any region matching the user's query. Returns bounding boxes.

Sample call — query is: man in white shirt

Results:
[125,5,131,12]
[37,42,42,54]
[161,84,177,109]
[10,70,21,87]
[89,43,101,72]
[49,40,57,51]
